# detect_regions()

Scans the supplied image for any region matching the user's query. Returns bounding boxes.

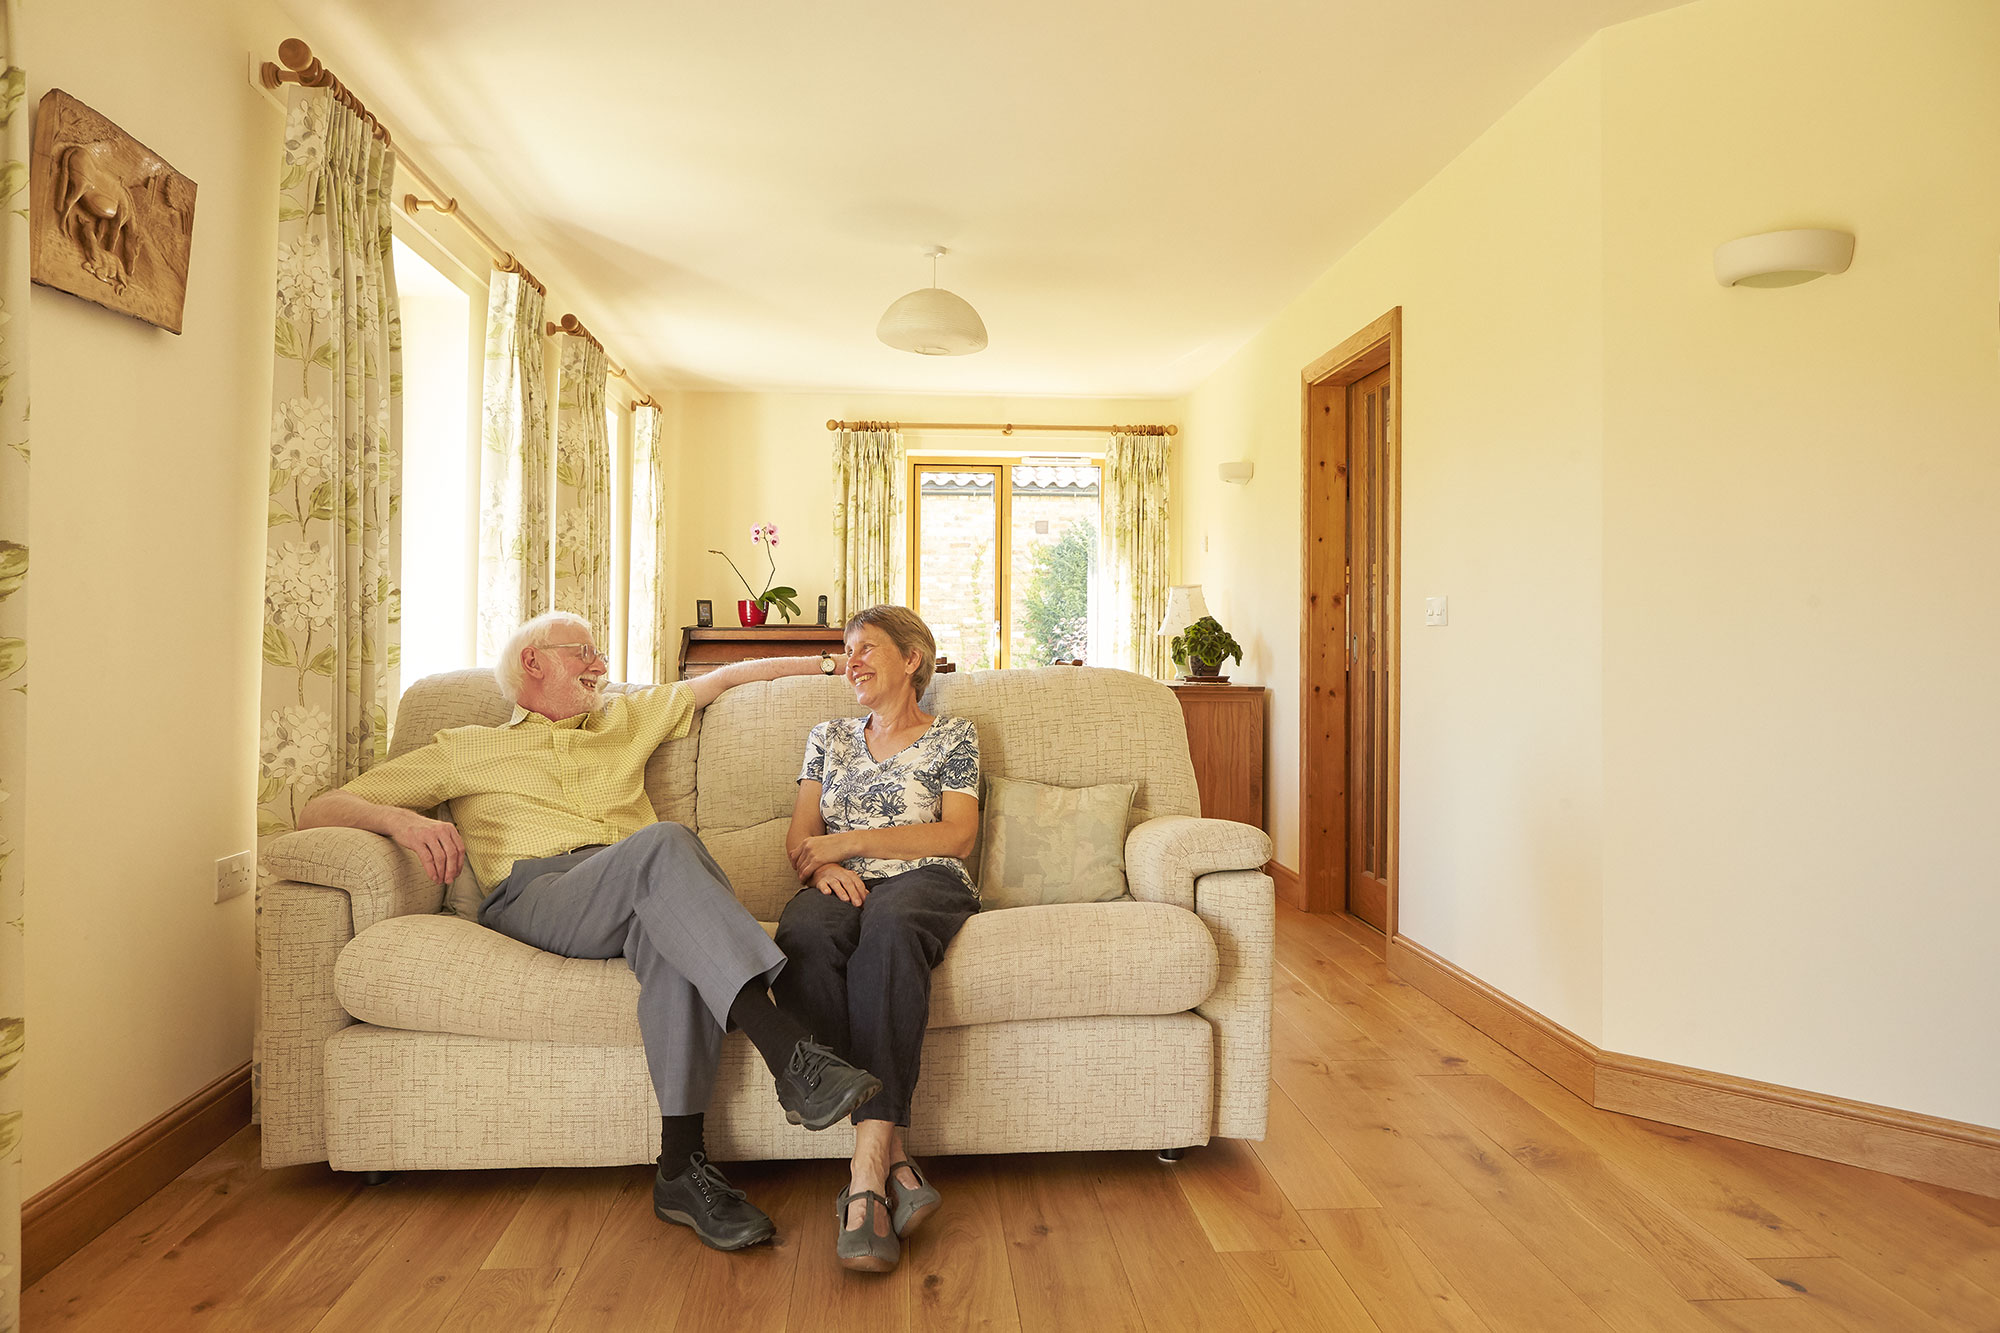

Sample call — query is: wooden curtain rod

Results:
[260,38,387,142]
[546,313,657,405]
[261,39,550,297]
[826,419,1177,437]
[263,37,661,401]
[402,194,546,294]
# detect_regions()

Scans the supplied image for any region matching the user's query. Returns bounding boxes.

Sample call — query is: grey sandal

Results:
[835,1187,900,1273]
[887,1159,941,1238]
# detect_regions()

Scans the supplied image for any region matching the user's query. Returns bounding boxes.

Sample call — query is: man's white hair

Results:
[495,610,593,704]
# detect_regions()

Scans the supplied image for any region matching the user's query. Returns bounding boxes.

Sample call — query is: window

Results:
[389,233,480,688]
[909,459,1100,669]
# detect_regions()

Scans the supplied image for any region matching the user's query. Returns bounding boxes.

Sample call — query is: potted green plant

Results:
[1171,615,1243,679]
[709,523,801,625]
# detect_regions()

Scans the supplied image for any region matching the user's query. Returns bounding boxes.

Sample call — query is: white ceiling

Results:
[288,0,1679,397]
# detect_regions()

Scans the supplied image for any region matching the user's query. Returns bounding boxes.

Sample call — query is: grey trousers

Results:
[477,821,786,1115]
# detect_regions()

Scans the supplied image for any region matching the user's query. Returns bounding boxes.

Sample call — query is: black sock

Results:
[660,1113,705,1168]
[728,979,811,1077]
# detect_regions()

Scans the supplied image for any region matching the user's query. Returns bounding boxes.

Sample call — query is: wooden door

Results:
[1345,365,1392,931]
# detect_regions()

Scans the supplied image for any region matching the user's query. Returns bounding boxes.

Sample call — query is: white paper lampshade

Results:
[877,286,988,356]
[1157,585,1210,640]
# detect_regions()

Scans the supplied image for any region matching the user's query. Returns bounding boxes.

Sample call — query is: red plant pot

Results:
[737,599,768,627]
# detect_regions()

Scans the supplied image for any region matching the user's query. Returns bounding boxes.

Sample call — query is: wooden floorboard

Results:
[30,910,1999,1332]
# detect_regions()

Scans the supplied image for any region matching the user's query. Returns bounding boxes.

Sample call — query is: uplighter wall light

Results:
[1713,228,1855,288]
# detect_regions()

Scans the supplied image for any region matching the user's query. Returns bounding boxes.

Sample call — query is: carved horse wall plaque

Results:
[29,90,198,335]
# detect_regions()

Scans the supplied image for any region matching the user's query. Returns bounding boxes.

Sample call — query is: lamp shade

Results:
[1157,585,1210,640]
[877,286,988,356]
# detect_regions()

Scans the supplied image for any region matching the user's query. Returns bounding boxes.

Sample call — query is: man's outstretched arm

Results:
[297,742,467,886]
[687,652,848,711]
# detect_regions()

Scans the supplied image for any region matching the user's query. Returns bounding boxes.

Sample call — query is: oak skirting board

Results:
[1385,935,2000,1199]
[22,1061,253,1284]
[1265,860,1303,911]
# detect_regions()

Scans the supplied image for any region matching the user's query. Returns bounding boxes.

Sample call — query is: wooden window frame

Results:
[907,454,1104,670]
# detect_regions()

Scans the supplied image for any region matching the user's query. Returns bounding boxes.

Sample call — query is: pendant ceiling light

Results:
[877,246,987,356]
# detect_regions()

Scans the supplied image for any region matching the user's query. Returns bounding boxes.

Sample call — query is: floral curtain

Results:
[253,90,401,1125]
[1,6,28,1324]
[1103,431,1171,678]
[830,427,905,619]
[627,402,668,682]
[552,336,610,631]
[475,269,550,663]
[258,88,403,840]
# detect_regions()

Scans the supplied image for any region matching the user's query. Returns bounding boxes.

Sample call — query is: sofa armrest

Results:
[1126,815,1272,912]
[1126,817,1274,1141]
[257,828,445,1167]
[263,826,446,933]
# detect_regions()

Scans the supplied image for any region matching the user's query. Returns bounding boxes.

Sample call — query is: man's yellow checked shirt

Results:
[341,682,697,889]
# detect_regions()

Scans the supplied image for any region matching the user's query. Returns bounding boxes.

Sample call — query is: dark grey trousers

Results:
[772,865,979,1126]
[478,822,786,1115]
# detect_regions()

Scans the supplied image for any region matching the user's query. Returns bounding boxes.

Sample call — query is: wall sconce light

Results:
[1714,228,1854,288]
[1218,460,1254,484]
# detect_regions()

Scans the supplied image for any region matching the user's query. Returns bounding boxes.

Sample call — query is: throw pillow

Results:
[978,775,1137,910]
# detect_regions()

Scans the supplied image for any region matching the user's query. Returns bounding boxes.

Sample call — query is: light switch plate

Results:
[1425,596,1449,626]
[216,850,254,904]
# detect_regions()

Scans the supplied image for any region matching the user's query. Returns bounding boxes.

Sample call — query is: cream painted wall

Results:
[1597,0,2000,1125]
[23,0,294,1192]
[665,392,1179,637]
[1181,0,2000,1125]
[1178,44,1608,1040]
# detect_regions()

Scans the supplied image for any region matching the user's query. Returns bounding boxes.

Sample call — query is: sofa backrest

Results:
[693,666,1198,919]
[388,665,1197,920]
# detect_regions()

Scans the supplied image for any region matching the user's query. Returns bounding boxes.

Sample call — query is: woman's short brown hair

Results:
[845,605,938,698]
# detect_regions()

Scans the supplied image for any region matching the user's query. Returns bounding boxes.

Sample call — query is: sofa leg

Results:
[1156,1148,1186,1164]
[361,1170,397,1186]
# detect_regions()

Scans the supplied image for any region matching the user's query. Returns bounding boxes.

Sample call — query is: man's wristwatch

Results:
[819,652,838,675]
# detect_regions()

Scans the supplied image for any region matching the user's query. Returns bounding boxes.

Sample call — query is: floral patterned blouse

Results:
[799,714,982,889]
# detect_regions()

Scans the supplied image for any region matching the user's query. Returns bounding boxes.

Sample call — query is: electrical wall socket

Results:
[215,850,254,904]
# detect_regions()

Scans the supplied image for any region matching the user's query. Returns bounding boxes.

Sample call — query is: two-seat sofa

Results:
[258,665,1274,1171]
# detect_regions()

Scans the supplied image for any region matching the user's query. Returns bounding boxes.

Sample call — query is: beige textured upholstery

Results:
[260,665,1271,1169]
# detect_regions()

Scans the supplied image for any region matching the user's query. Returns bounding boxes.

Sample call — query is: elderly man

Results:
[299,609,872,1251]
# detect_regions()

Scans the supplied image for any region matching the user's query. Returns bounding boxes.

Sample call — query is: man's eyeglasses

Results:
[542,642,605,667]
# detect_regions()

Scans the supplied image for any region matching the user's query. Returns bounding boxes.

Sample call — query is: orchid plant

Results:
[709,523,801,622]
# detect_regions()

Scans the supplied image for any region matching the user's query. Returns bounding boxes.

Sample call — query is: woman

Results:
[774,605,981,1273]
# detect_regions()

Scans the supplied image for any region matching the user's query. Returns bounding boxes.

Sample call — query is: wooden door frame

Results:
[1298,307,1402,935]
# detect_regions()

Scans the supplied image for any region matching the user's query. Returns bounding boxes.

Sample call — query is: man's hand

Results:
[811,863,869,906]
[389,810,466,886]
[790,832,851,881]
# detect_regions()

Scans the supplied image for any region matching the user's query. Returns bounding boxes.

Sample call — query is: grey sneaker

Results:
[775,1039,883,1131]
[653,1152,776,1251]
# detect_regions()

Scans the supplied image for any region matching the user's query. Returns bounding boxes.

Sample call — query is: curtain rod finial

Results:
[826,419,840,431]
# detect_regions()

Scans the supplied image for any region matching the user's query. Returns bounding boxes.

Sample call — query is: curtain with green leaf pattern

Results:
[257,88,402,841]
[1,5,29,1323]
[552,335,610,632]
[1103,431,1171,678]
[627,402,668,682]
[830,427,905,619]
[475,270,550,663]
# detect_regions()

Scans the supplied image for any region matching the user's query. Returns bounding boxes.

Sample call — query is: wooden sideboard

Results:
[678,626,847,678]
[1167,682,1267,831]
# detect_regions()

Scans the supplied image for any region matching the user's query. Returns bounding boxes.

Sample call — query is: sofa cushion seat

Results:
[334,900,1220,1046]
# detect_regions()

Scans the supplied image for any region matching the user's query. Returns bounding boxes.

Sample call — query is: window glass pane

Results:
[391,236,473,686]
[1008,464,1098,666]
[917,469,998,670]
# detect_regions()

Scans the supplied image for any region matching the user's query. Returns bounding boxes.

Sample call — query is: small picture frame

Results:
[695,599,713,628]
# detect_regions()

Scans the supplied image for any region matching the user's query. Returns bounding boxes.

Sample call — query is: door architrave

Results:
[1298,308,1402,935]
